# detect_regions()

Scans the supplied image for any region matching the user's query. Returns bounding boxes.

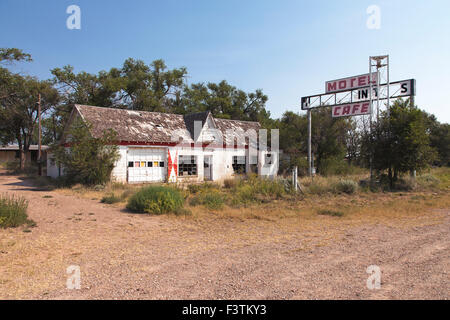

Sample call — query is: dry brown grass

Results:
[57,181,142,206]
[56,168,450,222]
[0,168,449,299]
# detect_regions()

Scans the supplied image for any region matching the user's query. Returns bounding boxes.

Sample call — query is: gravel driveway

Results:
[0,172,448,299]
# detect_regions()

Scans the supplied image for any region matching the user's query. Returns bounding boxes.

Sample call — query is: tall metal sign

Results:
[301,55,416,177]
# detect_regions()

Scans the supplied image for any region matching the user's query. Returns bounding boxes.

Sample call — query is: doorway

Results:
[203,155,212,181]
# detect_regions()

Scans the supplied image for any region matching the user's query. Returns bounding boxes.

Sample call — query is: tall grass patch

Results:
[230,175,288,205]
[416,174,440,189]
[126,186,184,215]
[333,179,358,194]
[190,192,225,210]
[0,193,32,228]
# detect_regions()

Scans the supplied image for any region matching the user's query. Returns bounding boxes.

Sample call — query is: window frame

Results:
[232,156,247,174]
[178,155,198,176]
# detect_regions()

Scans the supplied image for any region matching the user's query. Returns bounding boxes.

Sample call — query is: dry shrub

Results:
[333,179,358,194]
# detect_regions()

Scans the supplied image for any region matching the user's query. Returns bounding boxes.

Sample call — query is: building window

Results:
[179,155,197,176]
[128,162,134,167]
[148,161,153,167]
[232,156,246,174]
[264,153,274,166]
[159,161,165,167]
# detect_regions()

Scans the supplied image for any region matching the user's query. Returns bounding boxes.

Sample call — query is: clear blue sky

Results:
[1,0,449,122]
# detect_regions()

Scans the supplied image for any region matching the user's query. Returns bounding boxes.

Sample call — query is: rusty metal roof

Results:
[74,105,261,146]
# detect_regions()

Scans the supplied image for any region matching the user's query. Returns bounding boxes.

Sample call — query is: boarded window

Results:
[179,155,197,176]
[232,156,246,174]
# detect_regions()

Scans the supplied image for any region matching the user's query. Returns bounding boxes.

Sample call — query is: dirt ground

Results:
[0,171,448,300]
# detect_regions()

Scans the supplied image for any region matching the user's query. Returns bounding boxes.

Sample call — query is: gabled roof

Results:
[183,111,214,141]
[72,105,261,146]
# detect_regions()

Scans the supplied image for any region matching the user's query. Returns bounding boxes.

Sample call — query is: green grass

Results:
[0,193,34,228]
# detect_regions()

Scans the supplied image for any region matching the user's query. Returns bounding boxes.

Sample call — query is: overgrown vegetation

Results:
[0,193,34,228]
[362,100,438,187]
[190,192,225,210]
[126,185,185,215]
[52,119,120,186]
[187,175,293,209]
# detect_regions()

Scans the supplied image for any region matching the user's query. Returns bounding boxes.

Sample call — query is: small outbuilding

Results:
[47,105,278,184]
[0,144,48,164]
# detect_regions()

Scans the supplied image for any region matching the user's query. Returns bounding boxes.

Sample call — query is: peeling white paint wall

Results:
[48,145,278,184]
[111,146,128,183]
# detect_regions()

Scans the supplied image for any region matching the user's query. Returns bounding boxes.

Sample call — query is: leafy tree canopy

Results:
[52,119,119,186]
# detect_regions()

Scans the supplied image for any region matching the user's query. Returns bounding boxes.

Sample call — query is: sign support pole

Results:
[387,55,390,117]
[369,57,374,181]
[307,108,312,176]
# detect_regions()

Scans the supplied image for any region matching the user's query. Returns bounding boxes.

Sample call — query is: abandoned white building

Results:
[47,105,278,183]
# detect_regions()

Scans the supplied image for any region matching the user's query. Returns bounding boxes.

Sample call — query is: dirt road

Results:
[0,172,448,299]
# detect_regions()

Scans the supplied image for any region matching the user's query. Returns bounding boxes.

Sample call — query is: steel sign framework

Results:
[301,79,415,110]
[301,55,416,178]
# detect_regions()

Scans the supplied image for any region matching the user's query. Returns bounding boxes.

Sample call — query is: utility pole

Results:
[307,108,312,176]
[38,93,42,176]
[369,57,373,181]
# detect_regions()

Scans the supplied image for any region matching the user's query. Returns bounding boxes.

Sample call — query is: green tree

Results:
[422,112,450,166]
[430,123,450,166]
[0,48,59,170]
[50,65,120,141]
[182,80,270,122]
[0,75,59,169]
[277,108,353,175]
[115,58,187,112]
[0,48,32,65]
[52,119,120,186]
[364,99,437,186]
